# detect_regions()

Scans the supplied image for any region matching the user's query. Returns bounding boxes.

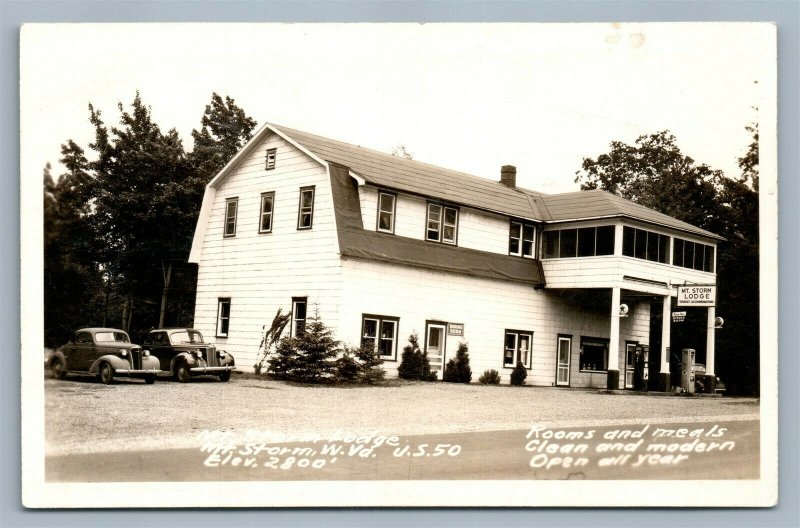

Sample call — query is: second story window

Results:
[297,186,315,230]
[622,226,668,264]
[266,148,277,170]
[224,198,238,237]
[377,191,396,233]
[426,203,458,245]
[673,237,715,272]
[542,226,615,258]
[259,192,275,233]
[509,221,536,257]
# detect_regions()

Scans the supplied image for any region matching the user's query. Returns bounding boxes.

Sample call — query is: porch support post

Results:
[607,286,621,390]
[704,306,717,393]
[660,295,671,392]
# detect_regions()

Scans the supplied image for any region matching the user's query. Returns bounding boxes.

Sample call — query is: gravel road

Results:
[44,373,759,456]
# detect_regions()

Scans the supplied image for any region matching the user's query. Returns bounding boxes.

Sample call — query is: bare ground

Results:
[44,373,759,456]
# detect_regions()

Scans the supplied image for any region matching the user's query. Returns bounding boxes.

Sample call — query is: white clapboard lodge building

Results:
[188,123,722,390]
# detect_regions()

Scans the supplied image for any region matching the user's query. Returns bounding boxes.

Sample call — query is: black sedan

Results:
[143,328,235,382]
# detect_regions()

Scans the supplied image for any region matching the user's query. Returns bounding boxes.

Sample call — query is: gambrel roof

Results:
[269,124,551,221]
[192,122,721,264]
[267,124,721,241]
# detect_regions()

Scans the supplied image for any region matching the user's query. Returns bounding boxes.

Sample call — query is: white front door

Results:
[625,343,637,389]
[556,337,571,386]
[426,323,446,373]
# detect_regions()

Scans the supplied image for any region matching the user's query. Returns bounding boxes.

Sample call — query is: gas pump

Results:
[681,348,695,394]
[634,345,649,391]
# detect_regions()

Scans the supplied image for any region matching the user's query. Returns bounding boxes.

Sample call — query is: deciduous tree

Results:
[575,129,760,394]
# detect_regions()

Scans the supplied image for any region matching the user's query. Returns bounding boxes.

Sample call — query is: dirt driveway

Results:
[45,373,759,455]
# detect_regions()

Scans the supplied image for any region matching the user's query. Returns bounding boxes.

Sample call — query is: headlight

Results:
[143,350,150,357]
[218,350,226,358]
[194,350,203,357]
[120,349,128,357]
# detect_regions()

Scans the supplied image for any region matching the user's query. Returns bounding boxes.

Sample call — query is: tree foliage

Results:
[189,92,257,182]
[254,308,292,374]
[575,129,760,395]
[43,91,256,344]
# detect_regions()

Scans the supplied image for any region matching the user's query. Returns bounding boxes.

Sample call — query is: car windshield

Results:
[94,331,130,343]
[169,330,205,345]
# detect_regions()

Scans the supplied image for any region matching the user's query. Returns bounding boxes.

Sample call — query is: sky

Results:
[20,23,769,194]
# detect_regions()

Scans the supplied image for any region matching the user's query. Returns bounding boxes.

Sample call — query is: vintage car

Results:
[143,328,235,382]
[694,363,727,394]
[49,328,161,384]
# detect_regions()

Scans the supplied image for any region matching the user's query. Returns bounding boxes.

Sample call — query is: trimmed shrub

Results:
[334,349,360,383]
[443,342,472,383]
[510,361,528,386]
[398,332,437,381]
[479,369,501,385]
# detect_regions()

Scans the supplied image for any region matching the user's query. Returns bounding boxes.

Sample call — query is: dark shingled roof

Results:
[272,124,550,220]
[328,163,545,287]
[533,189,722,240]
[272,124,721,241]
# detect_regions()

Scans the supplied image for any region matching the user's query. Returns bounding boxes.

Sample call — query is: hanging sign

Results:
[672,311,687,323]
[677,285,716,307]
[448,323,464,336]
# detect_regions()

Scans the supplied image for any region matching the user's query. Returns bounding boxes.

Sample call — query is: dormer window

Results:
[427,203,458,245]
[377,191,396,233]
[297,186,315,230]
[509,221,536,258]
[266,148,277,170]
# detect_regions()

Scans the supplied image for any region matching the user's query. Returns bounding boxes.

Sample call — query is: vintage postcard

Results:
[20,22,778,507]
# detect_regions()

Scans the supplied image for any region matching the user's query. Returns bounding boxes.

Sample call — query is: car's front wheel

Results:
[218,370,231,382]
[51,358,66,380]
[174,363,191,383]
[98,362,114,385]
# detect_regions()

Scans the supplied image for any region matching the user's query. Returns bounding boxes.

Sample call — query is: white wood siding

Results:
[193,133,342,369]
[339,258,648,387]
[566,302,651,389]
[542,256,716,294]
[360,186,516,255]
[541,218,717,294]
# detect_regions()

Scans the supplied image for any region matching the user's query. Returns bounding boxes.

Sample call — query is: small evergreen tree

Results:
[420,349,437,381]
[292,309,340,382]
[398,332,423,380]
[479,369,501,385]
[354,343,386,384]
[443,342,471,383]
[443,358,458,382]
[398,332,437,381]
[334,348,360,383]
[510,361,528,386]
[267,337,301,380]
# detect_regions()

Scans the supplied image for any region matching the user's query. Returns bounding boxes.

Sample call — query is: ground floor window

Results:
[504,330,532,369]
[216,298,231,337]
[361,315,399,360]
[292,297,307,337]
[580,336,609,371]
